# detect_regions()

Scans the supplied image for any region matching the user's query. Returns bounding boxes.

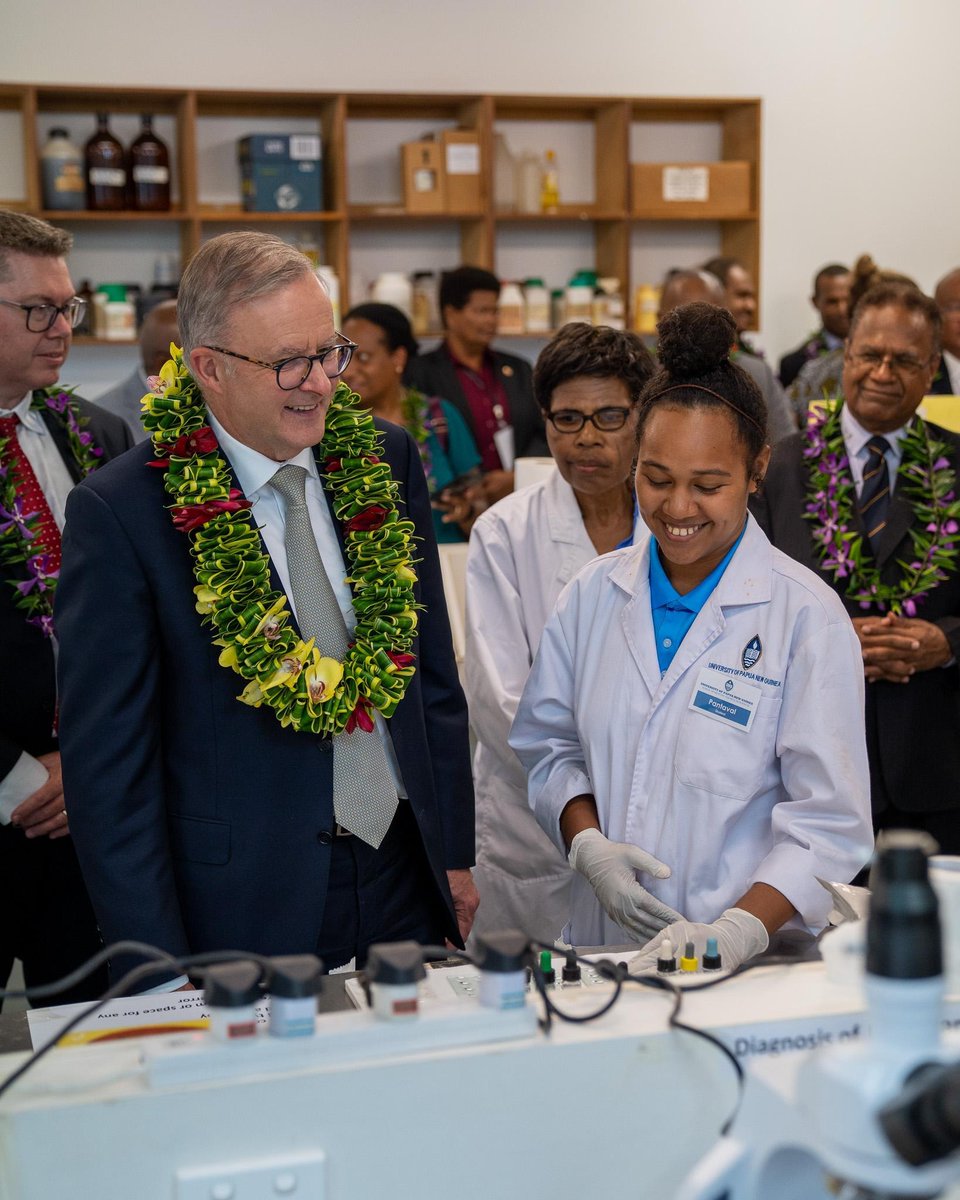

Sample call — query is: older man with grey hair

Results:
[56,231,477,991]
[658,268,795,443]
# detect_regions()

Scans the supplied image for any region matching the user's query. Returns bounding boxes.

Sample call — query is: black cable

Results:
[0,945,275,1102]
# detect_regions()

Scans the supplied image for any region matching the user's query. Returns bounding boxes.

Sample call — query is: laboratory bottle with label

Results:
[85,113,127,211]
[497,281,525,335]
[540,149,560,214]
[40,128,85,211]
[523,278,551,334]
[130,115,171,211]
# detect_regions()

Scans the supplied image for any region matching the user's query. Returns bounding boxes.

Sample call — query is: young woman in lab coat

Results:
[510,302,874,967]
[466,324,655,945]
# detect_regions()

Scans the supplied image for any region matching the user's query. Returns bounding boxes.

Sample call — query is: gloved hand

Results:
[567,827,684,941]
[628,907,770,975]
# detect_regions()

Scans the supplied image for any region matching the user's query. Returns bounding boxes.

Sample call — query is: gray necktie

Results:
[270,464,398,848]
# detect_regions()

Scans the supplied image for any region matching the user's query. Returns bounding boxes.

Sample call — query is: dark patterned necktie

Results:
[270,464,398,848]
[0,413,62,572]
[859,435,892,542]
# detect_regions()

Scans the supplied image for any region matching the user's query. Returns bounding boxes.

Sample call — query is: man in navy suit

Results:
[0,210,132,1005]
[56,232,478,989]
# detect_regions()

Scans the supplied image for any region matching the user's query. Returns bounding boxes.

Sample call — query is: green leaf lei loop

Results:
[142,347,419,736]
[804,400,960,615]
[0,387,103,638]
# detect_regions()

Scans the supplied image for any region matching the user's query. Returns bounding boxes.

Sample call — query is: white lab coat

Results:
[510,514,874,948]
[465,469,646,943]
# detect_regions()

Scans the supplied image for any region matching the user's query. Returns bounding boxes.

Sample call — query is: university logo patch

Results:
[742,635,762,670]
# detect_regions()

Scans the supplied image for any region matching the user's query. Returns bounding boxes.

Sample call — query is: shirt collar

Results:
[205,408,319,499]
[943,349,960,390]
[0,393,47,434]
[840,403,910,458]
[822,330,843,351]
[649,523,747,614]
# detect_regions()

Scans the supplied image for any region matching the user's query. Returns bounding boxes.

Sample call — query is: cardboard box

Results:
[402,140,446,213]
[441,129,482,213]
[238,133,323,213]
[631,161,752,218]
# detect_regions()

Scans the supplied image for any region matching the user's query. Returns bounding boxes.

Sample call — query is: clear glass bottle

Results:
[85,113,127,211]
[129,115,171,212]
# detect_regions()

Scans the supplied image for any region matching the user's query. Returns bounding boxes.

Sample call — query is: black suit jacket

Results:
[406,343,548,460]
[0,396,133,783]
[779,331,831,389]
[929,364,956,395]
[750,424,960,813]
[55,418,474,972]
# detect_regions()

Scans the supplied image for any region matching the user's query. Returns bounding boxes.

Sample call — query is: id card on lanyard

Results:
[492,403,515,470]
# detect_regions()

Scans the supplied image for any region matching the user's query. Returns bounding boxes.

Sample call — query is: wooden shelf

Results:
[3,83,761,318]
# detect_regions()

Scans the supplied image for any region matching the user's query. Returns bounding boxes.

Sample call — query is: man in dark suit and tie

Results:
[0,209,133,1005]
[777,264,851,389]
[752,283,960,851]
[406,266,547,507]
[56,231,478,990]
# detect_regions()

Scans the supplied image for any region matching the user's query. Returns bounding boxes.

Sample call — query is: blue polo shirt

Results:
[649,525,746,675]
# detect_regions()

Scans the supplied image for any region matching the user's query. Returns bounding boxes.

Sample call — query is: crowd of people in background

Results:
[4,202,960,1005]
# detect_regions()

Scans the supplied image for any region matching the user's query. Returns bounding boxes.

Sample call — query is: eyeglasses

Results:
[848,349,933,378]
[203,339,357,390]
[0,296,87,332]
[545,406,633,434]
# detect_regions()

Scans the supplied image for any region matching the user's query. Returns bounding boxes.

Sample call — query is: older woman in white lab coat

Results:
[510,303,873,967]
[466,324,655,945]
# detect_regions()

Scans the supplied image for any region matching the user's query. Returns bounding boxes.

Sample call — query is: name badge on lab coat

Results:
[688,666,761,733]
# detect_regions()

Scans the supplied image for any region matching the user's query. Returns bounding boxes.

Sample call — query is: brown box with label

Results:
[402,141,446,213]
[631,161,752,218]
[440,130,482,213]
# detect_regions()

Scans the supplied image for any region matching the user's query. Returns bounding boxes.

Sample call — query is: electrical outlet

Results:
[175,1151,325,1198]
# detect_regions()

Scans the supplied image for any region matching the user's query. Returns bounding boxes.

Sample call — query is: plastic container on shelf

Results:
[515,151,541,215]
[551,289,566,330]
[493,133,516,213]
[411,271,437,336]
[371,271,413,319]
[497,281,525,335]
[40,127,85,211]
[540,149,560,214]
[593,277,625,329]
[315,264,341,329]
[634,284,661,334]
[565,270,596,324]
[100,284,136,341]
[523,278,551,334]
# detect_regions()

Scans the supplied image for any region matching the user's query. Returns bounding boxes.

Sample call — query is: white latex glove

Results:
[628,907,770,975]
[567,827,684,942]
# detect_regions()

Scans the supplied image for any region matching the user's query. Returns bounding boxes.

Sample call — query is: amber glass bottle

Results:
[84,113,127,211]
[130,115,171,211]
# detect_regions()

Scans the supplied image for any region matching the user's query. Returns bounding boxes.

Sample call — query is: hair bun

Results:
[657,302,736,379]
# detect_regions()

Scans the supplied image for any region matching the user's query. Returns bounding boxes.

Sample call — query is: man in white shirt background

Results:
[933,268,960,394]
[0,209,133,1006]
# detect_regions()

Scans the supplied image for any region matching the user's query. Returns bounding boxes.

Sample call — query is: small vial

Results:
[702,937,722,972]
[679,940,698,973]
[656,936,676,974]
[205,962,261,1042]
[474,930,529,1010]
[268,955,323,1037]
[366,942,425,1021]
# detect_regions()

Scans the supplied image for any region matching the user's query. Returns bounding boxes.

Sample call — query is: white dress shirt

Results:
[943,349,960,395]
[0,392,74,817]
[206,410,406,796]
[840,404,908,497]
[0,392,75,531]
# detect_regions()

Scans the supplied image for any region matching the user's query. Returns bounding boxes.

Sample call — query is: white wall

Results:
[3,0,958,362]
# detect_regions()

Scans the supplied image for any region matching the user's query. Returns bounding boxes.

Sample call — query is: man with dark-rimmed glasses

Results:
[55,230,477,993]
[754,282,960,853]
[0,208,132,1009]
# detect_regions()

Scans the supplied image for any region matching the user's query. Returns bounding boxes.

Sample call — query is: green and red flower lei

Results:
[0,388,103,637]
[804,401,960,615]
[142,347,419,736]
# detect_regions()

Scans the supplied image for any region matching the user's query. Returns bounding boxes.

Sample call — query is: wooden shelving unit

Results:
[0,83,761,322]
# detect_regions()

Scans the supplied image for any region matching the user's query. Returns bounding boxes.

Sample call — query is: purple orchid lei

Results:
[804,401,960,615]
[0,387,103,636]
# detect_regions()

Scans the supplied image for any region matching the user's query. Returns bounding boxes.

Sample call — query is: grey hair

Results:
[178,232,314,355]
[0,210,73,281]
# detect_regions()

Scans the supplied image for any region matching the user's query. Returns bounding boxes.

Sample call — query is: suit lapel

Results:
[37,401,84,484]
